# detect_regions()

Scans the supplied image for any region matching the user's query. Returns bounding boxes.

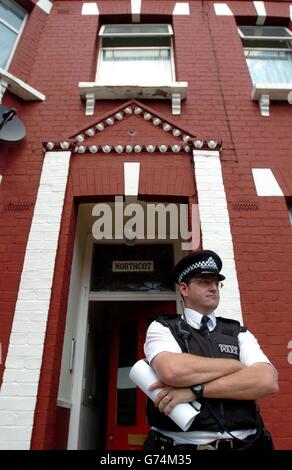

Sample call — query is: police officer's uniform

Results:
[144,250,276,450]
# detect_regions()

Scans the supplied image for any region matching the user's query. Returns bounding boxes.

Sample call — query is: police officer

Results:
[143,250,278,450]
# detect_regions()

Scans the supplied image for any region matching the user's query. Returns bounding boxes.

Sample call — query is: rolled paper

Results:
[129,359,200,431]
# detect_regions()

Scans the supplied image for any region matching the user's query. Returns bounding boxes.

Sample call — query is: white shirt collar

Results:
[184,308,216,331]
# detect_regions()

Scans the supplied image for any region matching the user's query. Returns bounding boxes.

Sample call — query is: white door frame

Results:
[67,234,93,450]
[67,235,180,449]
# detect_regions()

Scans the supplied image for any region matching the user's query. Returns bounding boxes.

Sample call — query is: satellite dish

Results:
[0,105,26,142]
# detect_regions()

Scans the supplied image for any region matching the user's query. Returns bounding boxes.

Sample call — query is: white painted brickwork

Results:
[253,1,266,25]
[173,2,190,15]
[252,168,284,196]
[214,3,233,16]
[36,0,53,15]
[131,0,141,22]
[0,151,71,450]
[193,152,243,323]
[124,162,140,197]
[81,2,99,15]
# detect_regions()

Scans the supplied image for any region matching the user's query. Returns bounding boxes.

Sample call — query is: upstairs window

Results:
[97,24,174,84]
[239,26,292,85]
[0,0,26,69]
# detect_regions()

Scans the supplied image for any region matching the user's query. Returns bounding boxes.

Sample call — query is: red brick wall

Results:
[0,0,291,449]
[9,4,48,83]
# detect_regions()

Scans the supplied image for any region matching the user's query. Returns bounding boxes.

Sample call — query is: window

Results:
[79,23,187,115]
[90,244,175,292]
[239,26,292,85]
[97,24,174,85]
[0,0,26,69]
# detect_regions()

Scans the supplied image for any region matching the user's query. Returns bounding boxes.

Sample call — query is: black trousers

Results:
[144,429,274,451]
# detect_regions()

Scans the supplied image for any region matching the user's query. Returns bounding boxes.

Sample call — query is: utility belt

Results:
[144,429,271,451]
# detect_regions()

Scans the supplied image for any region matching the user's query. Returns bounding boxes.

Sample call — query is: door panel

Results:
[106,301,176,450]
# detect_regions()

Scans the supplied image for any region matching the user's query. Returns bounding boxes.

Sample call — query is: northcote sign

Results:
[112,260,154,272]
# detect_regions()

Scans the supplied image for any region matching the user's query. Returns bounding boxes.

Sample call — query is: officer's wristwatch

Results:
[191,384,204,399]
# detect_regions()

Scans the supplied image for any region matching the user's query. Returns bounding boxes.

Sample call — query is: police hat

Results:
[173,250,225,284]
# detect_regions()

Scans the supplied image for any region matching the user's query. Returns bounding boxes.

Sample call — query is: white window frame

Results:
[238,25,292,115]
[95,23,176,83]
[79,23,188,116]
[99,24,174,37]
[0,0,27,70]
[238,25,292,52]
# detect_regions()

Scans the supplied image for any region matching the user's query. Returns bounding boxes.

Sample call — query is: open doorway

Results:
[78,300,176,450]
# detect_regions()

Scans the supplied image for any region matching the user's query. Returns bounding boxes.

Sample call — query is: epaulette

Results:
[217,316,248,333]
[217,316,240,325]
[156,314,179,328]
[216,316,246,336]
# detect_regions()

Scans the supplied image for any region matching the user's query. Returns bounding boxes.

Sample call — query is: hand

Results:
[149,380,195,416]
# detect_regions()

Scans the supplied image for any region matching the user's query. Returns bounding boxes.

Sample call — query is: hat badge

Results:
[177,256,219,283]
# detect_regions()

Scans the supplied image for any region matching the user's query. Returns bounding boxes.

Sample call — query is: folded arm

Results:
[149,362,278,415]
[151,351,245,387]
[203,362,278,400]
[145,320,279,406]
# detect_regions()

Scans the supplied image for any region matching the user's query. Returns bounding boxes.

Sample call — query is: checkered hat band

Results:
[178,257,219,283]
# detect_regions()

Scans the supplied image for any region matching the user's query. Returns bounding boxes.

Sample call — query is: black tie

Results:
[200,316,210,332]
